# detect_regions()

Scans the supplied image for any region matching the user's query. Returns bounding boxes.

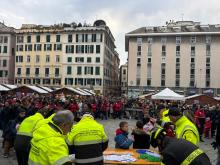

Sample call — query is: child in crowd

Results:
[114,121,133,149]
[131,121,150,149]
[204,117,212,138]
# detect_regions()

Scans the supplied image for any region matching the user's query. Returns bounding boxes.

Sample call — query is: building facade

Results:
[120,64,128,95]
[15,20,120,95]
[125,21,220,97]
[0,22,15,84]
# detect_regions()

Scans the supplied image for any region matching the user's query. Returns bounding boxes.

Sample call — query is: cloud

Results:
[1,0,220,65]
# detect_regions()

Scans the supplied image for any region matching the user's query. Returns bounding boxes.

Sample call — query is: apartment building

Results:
[15,20,120,95]
[120,64,128,95]
[125,21,220,97]
[0,22,15,84]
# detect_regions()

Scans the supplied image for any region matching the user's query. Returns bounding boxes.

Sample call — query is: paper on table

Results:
[104,154,137,162]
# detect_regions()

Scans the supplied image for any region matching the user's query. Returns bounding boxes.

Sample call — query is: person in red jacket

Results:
[204,117,212,138]
[68,100,79,119]
[101,100,109,120]
[113,100,122,119]
[195,105,206,142]
[91,102,97,118]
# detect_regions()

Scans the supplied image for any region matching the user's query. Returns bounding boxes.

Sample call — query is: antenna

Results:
[181,13,184,21]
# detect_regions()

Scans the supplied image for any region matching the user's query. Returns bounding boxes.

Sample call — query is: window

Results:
[26,68,30,75]
[206,69,210,75]
[17,45,23,51]
[147,79,151,86]
[16,56,23,63]
[190,36,196,44]
[36,35,40,43]
[17,36,24,43]
[137,45,141,56]
[67,57,72,62]
[176,36,181,44]
[148,45,152,56]
[46,55,50,63]
[191,46,195,55]
[87,57,92,63]
[147,37,153,44]
[176,58,180,63]
[36,55,40,63]
[27,55,31,62]
[66,45,74,53]
[206,57,210,63]
[95,67,100,75]
[176,45,180,55]
[96,33,102,42]
[17,68,21,75]
[35,44,41,51]
[161,37,167,45]
[136,78,140,86]
[176,68,180,75]
[190,80,195,87]
[148,58,151,63]
[68,34,72,43]
[175,80,180,87]
[191,58,195,63]
[55,68,59,76]
[27,36,31,43]
[137,38,142,45]
[54,44,62,51]
[85,67,93,75]
[75,57,84,63]
[35,68,39,75]
[56,35,61,42]
[77,66,82,75]
[206,36,211,44]
[206,44,211,56]
[56,55,60,63]
[123,69,126,75]
[3,36,8,43]
[3,46,7,53]
[45,68,49,76]
[26,44,32,51]
[92,34,96,42]
[0,36,2,43]
[96,57,100,63]
[161,80,165,86]
[162,45,166,56]
[137,58,141,66]
[44,44,52,51]
[190,69,195,74]
[206,80,210,87]
[96,45,100,53]
[0,46,1,53]
[76,45,84,53]
[3,60,7,67]
[88,34,92,42]
[85,45,94,53]
[46,35,50,42]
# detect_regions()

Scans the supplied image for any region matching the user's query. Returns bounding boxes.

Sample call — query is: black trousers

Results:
[15,150,29,165]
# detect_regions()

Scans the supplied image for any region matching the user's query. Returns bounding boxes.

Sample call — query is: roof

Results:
[0,85,9,91]
[65,87,86,95]
[125,21,220,51]
[185,94,202,100]
[2,84,17,89]
[0,23,15,33]
[27,85,48,94]
[38,86,53,92]
[151,88,185,101]
[76,88,91,96]
[83,89,96,95]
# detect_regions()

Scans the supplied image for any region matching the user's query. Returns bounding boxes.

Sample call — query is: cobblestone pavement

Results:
[0,119,218,164]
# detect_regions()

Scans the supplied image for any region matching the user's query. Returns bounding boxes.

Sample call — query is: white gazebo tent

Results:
[151,88,185,101]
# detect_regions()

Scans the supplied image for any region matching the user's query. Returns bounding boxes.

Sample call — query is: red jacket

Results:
[91,103,97,112]
[113,102,122,112]
[101,102,109,112]
[68,103,79,113]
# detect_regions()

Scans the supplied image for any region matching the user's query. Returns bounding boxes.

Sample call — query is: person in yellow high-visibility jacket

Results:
[167,107,200,146]
[28,110,74,165]
[14,106,49,165]
[150,126,211,165]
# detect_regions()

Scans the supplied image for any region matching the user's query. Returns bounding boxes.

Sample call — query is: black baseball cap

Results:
[166,107,182,116]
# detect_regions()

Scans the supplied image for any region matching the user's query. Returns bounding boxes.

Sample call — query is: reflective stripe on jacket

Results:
[66,115,108,164]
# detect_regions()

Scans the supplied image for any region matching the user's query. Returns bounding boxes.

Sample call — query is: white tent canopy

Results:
[151,88,185,101]
[0,85,10,91]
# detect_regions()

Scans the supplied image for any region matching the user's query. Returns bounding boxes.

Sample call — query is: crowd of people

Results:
[0,93,219,165]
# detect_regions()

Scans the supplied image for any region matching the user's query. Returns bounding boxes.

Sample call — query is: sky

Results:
[1,0,220,65]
